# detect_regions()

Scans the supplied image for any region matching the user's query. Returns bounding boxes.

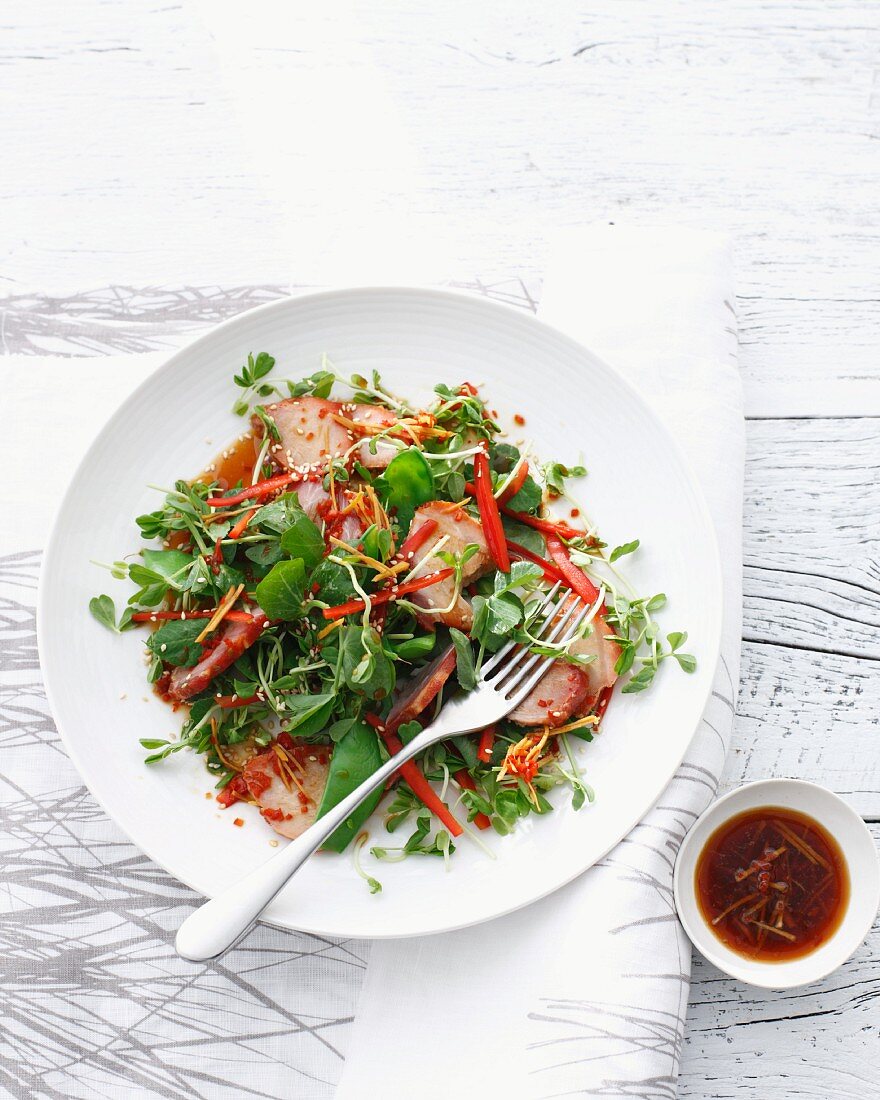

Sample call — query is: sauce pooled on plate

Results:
[695,806,849,961]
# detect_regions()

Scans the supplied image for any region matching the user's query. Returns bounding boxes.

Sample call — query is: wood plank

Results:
[742,418,880,661]
[725,641,880,818]
[3,1,880,414]
[681,826,880,1098]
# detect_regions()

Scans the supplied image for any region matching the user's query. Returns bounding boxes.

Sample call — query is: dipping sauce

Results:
[695,806,849,961]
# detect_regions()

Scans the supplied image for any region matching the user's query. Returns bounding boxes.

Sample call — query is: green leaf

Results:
[326,717,358,743]
[89,594,131,634]
[142,548,193,581]
[311,558,358,605]
[451,734,478,769]
[449,627,477,691]
[667,630,687,651]
[646,593,667,612]
[280,510,324,569]
[621,665,657,694]
[359,524,392,563]
[316,720,384,852]
[609,539,640,563]
[287,369,335,399]
[501,518,545,557]
[136,510,171,540]
[341,625,396,700]
[252,491,308,536]
[398,720,422,746]
[282,692,336,735]
[495,560,543,595]
[245,541,283,568]
[614,644,636,676]
[675,652,697,673]
[504,475,542,513]
[542,461,587,497]
[489,443,520,473]
[145,619,205,667]
[380,448,435,532]
[233,351,276,389]
[255,559,306,619]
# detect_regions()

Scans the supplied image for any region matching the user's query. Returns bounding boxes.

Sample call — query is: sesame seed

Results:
[119,692,127,700]
[269,840,279,847]
[160,643,167,652]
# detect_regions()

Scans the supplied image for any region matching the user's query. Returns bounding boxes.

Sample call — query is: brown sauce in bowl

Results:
[695,806,849,961]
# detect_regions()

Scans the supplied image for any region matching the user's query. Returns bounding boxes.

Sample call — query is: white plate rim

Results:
[38,284,723,938]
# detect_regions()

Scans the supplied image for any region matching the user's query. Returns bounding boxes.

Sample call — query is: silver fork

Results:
[176,581,591,961]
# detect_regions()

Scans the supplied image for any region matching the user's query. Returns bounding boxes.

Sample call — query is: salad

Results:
[91,354,695,887]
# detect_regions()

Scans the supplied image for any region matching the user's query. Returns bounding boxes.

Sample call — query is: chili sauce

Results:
[695,806,849,961]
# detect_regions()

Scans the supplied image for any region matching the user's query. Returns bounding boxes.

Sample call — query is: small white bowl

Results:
[673,779,880,989]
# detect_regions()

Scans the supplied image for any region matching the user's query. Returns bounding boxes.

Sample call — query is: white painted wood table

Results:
[2,2,878,1097]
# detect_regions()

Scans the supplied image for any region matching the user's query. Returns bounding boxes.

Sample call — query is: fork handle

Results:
[175,725,444,962]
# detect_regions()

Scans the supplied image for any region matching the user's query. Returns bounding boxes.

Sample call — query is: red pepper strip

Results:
[207,471,307,507]
[398,517,438,560]
[130,609,257,623]
[477,724,496,763]
[594,684,614,723]
[321,567,454,620]
[366,714,463,837]
[545,534,601,604]
[465,459,531,507]
[214,693,264,709]
[506,540,568,584]
[453,769,491,830]
[498,459,530,505]
[229,507,258,540]
[473,450,510,572]
[500,505,582,541]
[210,536,224,573]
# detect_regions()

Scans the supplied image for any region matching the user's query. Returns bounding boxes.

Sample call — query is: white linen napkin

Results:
[336,226,744,1099]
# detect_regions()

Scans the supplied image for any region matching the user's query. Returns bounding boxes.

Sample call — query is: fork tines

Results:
[481,583,594,703]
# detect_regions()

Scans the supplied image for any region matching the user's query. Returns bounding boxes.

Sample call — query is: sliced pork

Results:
[167,612,268,702]
[406,503,491,630]
[348,403,400,470]
[386,644,457,735]
[242,742,331,840]
[509,607,620,728]
[255,396,352,474]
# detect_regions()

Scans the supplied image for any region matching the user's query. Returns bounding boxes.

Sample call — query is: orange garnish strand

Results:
[195,583,245,643]
[498,731,550,805]
[272,742,312,802]
[210,717,244,774]
[332,412,454,443]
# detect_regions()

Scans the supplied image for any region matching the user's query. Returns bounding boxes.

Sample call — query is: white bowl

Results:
[674,779,879,989]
